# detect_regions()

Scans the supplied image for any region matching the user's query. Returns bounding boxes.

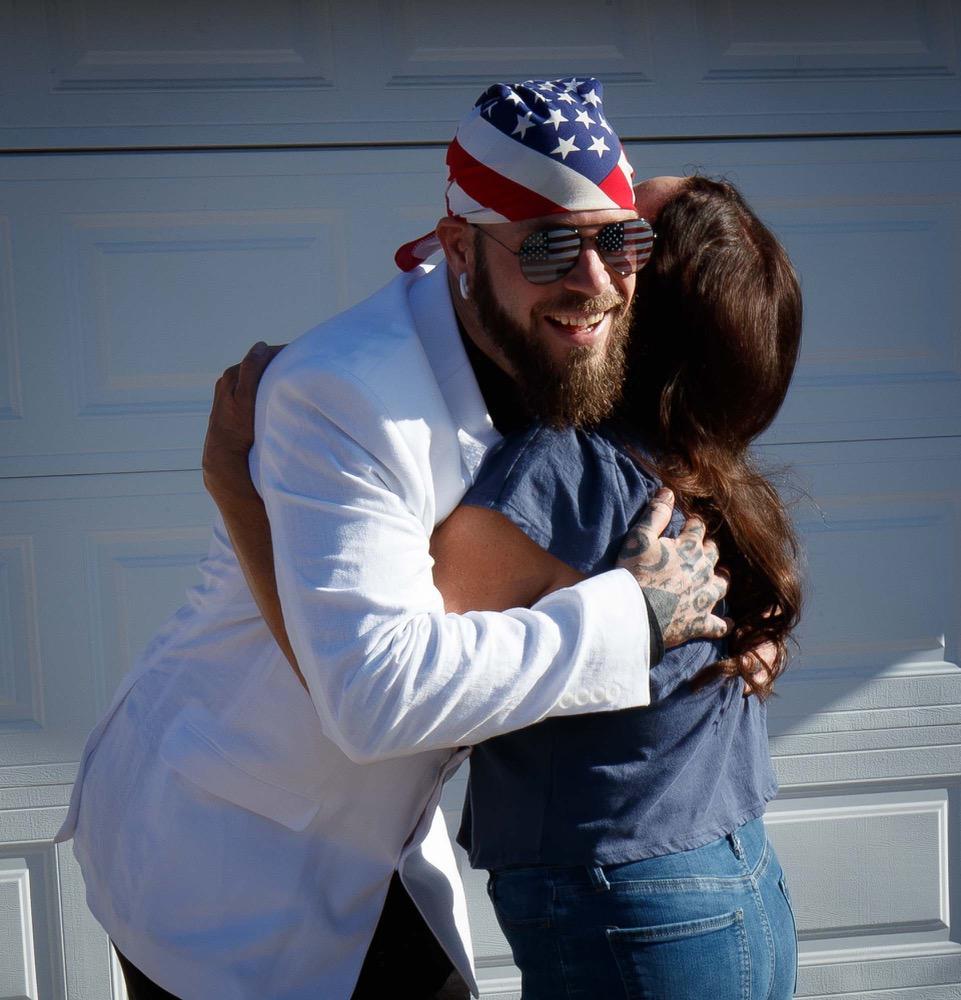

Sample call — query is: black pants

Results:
[114,874,455,999]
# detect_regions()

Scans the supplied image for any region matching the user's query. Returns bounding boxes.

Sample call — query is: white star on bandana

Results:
[512,111,536,139]
[587,134,610,157]
[574,109,595,127]
[544,107,568,131]
[551,135,579,160]
[583,88,602,107]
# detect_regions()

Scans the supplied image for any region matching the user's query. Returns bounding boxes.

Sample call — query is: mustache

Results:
[534,291,628,316]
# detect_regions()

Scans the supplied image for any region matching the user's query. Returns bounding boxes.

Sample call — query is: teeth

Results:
[549,312,606,327]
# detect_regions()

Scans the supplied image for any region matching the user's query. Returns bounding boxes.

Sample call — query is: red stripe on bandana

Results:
[598,162,635,213]
[446,139,567,221]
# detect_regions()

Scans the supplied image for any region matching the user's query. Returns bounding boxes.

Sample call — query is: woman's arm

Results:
[429,505,584,613]
[204,343,306,688]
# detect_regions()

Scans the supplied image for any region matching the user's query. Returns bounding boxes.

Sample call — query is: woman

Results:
[204,175,802,999]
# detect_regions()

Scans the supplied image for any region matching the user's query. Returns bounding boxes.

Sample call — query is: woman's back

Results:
[459,424,777,870]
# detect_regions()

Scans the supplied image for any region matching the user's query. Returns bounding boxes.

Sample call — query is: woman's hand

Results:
[202,341,284,499]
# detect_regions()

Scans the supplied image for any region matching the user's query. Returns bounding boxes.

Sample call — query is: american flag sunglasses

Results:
[474,218,655,285]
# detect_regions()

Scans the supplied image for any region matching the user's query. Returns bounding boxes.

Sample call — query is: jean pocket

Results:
[487,872,553,929]
[606,909,750,1000]
[778,874,799,995]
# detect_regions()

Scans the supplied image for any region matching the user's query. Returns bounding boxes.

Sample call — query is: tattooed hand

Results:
[617,488,730,648]
[202,341,284,499]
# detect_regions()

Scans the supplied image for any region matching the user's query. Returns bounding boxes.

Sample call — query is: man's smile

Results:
[541,306,618,347]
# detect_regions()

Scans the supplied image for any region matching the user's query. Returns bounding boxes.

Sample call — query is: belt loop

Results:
[728,831,745,861]
[587,865,611,892]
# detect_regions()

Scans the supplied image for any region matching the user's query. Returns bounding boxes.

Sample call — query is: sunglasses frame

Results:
[472,218,655,285]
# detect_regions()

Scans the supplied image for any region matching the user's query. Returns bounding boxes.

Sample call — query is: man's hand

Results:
[202,341,284,499]
[617,489,730,648]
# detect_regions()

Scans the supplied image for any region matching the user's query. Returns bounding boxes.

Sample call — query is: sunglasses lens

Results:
[517,219,655,283]
[518,229,579,284]
[597,219,655,275]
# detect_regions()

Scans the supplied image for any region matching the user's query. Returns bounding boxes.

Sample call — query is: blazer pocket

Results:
[158,663,329,832]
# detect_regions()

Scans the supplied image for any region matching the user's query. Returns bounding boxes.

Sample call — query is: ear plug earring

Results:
[458,272,470,300]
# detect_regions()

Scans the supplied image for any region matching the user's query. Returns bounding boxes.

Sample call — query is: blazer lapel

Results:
[408,262,501,487]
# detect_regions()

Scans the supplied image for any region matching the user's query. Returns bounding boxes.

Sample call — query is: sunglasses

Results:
[473,218,655,285]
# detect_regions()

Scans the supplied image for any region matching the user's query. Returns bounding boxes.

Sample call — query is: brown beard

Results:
[471,240,632,428]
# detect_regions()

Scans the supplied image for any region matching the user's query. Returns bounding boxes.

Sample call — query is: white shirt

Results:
[57,262,652,999]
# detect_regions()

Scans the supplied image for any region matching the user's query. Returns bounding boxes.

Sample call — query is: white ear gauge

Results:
[458,272,470,300]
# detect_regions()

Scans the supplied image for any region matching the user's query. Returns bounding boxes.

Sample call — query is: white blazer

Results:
[57,262,653,999]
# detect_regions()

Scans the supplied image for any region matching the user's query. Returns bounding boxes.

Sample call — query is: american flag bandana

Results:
[395,77,635,272]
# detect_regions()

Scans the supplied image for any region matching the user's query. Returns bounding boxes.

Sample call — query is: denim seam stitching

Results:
[556,874,754,895]
[749,840,777,1000]
[737,907,752,1000]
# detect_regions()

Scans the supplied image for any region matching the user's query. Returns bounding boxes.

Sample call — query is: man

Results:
[56,78,728,999]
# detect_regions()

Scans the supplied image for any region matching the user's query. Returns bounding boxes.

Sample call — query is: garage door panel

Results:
[63,207,347,417]
[44,0,336,92]
[0,536,42,729]
[0,152,447,476]
[1,137,959,477]
[0,472,213,771]
[381,0,655,88]
[767,436,961,677]
[759,436,961,992]
[625,136,961,445]
[692,0,958,82]
[768,787,961,996]
[768,788,949,938]
[3,1,961,148]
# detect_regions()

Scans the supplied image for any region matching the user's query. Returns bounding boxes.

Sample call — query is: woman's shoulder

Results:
[462,424,648,573]
[470,423,654,499]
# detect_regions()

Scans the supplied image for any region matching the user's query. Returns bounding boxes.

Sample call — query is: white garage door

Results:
[1,3,960,998]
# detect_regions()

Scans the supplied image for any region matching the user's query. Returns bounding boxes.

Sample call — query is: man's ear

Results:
[435,217,474,279]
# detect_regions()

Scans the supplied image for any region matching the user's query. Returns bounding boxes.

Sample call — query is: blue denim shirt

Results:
[457,425,778,870]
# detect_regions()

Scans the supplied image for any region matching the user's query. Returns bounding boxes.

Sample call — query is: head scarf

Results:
[395,77,635,271]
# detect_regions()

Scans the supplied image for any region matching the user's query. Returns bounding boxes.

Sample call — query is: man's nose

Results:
[562,245,611,297]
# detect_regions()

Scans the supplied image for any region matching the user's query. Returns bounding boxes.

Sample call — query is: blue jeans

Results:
[487,818,798,1000]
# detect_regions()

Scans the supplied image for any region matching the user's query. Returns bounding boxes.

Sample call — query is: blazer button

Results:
[558,694,574,710]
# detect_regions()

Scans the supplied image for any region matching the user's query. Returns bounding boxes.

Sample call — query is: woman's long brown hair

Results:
[621,176,803,698]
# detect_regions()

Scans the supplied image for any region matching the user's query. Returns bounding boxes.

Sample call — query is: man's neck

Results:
[458,324,528,436]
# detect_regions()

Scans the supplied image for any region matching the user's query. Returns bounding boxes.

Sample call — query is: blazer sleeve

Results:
[253,358,652,764]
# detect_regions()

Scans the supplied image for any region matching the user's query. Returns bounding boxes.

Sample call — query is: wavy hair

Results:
[621,176,803,697]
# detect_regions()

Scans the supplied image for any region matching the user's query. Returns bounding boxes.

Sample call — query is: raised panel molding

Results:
[85,526,211,709]
[796,507,953,669]
[766,788,952,953]
[2,0,960,145]
[0,217,22,422]
[62,208,343,416]
[0,826,65,1000]
[783,211,961,386]
[781,438,961,678]
[0,859,38,1000]
[694,0,959,80]
[382,0,654,86]
[44,0,335,90]
[0,538,43,729]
